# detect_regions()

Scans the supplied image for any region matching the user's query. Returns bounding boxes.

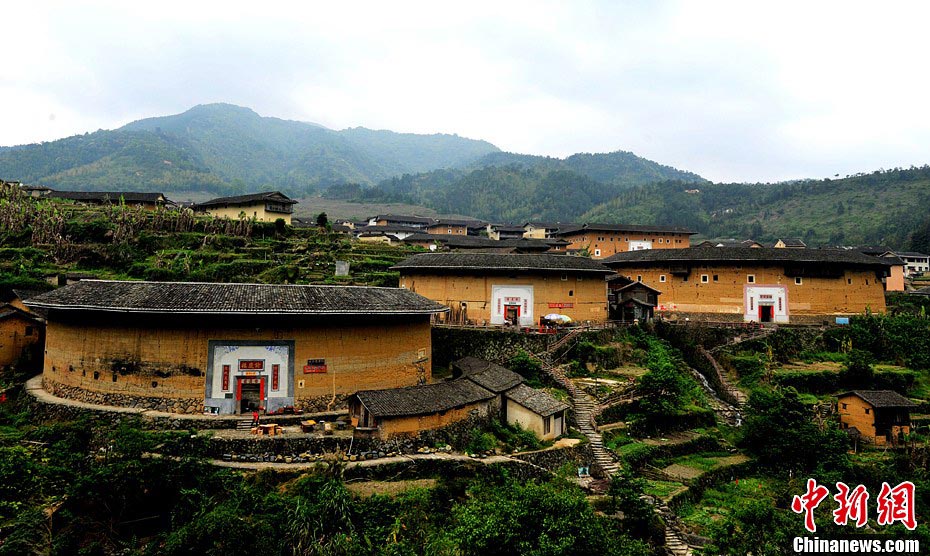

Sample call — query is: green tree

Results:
[741,387,849,474]
[839,349,874,388]
[316,212,329,227]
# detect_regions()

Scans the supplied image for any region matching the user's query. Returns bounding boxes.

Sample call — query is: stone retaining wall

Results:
[44,377,202,414]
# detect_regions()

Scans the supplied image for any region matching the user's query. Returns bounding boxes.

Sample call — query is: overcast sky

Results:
[3,1,930,183]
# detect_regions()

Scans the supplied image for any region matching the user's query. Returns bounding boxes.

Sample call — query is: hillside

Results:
[0,103,499,195]
[356,151,706,222]
[582,166,930,247]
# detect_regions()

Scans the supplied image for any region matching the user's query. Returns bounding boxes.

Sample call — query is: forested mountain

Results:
[353,150,707,222]
[0,104,499,195]
[581,166,930,248]
[468,150,706,186]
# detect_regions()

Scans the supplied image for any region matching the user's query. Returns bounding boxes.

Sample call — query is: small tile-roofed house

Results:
[773,238,807,248]
[607,275,661,322]
[26,280,447,415]
[0,305,43,368]
[370,214,435,229]
[426,219,486,236]
[505,383,569,440]
[349,380,496,439]
[394,253,613,326]
[193,192,297,224]
[49,190,174,210]
[351,356,569,440]
[837,390,918,445]
[487,224,527,241]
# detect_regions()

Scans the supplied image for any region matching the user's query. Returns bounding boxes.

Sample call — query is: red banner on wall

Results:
[548,303,574,308]
[271,364,280,390]
[222,365,230,390]
[303,359,327,374]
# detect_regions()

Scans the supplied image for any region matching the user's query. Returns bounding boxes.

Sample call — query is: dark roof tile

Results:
[453,357,524,393]
[25,280,448,315]
[603,247,888,268]
[393,253,613,273]
[354,380,494,417]
[194,191,296,208]
[839,390,918,408]
[505,383,569,416]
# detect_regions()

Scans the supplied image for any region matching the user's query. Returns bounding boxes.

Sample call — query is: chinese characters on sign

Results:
[303,359,327,374]
[239,360,264,371]
[791,479,916,532]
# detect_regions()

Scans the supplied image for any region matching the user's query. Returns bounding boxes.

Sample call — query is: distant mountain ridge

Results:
[0,103,499,195]
[350,150,707,222]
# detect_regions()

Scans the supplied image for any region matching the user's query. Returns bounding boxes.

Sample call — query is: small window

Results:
[659,275,666,283]
[561,274,568,281]
[25,326,33,336]
[568,290,574,297]
[847,278,852,285]
[713,274,719,282]
[701,274,709,283]
[637,275,642,282]
[682,276,688,282]
[865,408,870,414]
[594,249,601,257]
[865,279,869,285]
[841,403,847,410]
[795,277,803,285]
[544,416,552,435]
[747,275,755,283]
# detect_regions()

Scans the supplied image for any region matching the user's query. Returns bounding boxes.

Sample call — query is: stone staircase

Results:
[532,340,698,556]
[529,351,620,477]
[236,419,254,431]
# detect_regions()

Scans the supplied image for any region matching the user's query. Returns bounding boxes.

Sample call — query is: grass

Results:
[643,479,686,499]
[665,452,735,473]
[677,477,774,532]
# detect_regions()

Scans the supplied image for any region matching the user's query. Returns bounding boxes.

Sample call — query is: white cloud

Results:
[2,0,930,182]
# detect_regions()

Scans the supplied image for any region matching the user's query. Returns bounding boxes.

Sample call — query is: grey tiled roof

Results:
[194,191,296,208]
[454,357,524,393]
[840,390,918,408]
[603,247,888,268]
[393,253,614,273]
[25,280,448,315]
[505,383,569,416]
[354,380,495,417]
[49,191,168,204]
[557,223,696,235]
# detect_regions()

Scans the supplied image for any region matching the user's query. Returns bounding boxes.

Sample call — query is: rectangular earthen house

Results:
[837,390,917,445]
[193,191,297,224]
[393,253,614,326]
[26,280,447,414]
[556,223,696,259]
[603,247,889,323]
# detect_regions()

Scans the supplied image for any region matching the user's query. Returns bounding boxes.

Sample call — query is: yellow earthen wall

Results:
[426,225,469,235]
[376,400,491,437]
[0,315,40,366]
[611,265,886,317]
[399,272,608,324]
[885,265,905,292]
[506,399,563,440]
[42,318,431,404]
[202,204,292,224]
[562,231,692,259]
